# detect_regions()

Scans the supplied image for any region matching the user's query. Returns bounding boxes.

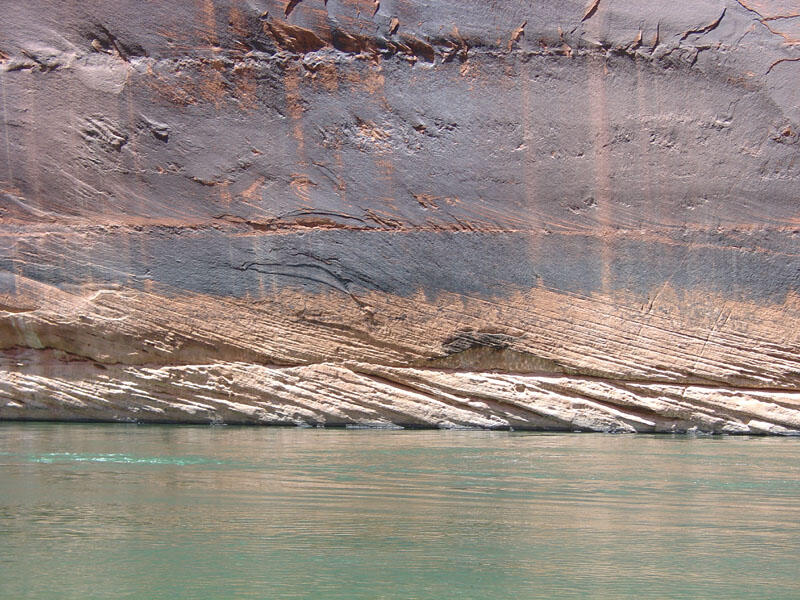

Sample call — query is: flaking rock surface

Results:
[2,0,800,433]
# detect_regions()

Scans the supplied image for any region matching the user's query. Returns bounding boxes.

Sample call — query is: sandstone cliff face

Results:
[2,0,800,433]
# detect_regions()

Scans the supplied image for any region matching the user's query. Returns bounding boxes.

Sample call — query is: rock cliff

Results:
[2,0,800,433]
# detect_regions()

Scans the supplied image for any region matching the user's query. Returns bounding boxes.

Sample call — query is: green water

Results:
[1,424,799,599]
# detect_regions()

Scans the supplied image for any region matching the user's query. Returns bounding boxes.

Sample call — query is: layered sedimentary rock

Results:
[2,0,800,432]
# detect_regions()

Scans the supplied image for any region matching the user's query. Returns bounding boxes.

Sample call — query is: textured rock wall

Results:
[2,0,800,432]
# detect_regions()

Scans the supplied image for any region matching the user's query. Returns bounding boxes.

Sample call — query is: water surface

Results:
[1,424,799,599]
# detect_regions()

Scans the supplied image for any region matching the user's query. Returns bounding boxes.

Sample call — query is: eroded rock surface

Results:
[2,0,800,432]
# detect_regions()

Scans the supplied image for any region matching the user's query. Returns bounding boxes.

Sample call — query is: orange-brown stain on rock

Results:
[360,62,396,213]
[310,62,339,93]
[744,0,800,19]
[736,1,800,45]
[344,60,387,107]
[141,48,229,108]
[194,58,229,109]
[332,143,348,205]
[199,0,222,47]
[196,0,219,47]
[232,62,258,110]
[142,59,197,106]
[284,63,307,167]
[227,3,250,41]
[328,58,392,214]
[374,157,397,216]
[290,173,316,205]
[217,180,233,206]
[227,5,261,111]
[240,177,266,204]
[189,1,231,110]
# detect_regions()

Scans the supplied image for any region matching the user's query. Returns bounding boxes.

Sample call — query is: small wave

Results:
[25,452,227,466]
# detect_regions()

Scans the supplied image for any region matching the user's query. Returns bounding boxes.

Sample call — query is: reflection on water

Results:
[1,424,799,599]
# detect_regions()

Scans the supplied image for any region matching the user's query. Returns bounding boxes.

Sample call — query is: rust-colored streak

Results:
[284,64,306,164]
[228,4,251,47]
[196,0,219,47]
[240,177,266,202]
[199,58,228,109]
[232,62,257,110]
[290,173,315,204]
[310,61,339,92]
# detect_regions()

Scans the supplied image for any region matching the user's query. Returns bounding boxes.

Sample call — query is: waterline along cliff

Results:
[2,0,800,433]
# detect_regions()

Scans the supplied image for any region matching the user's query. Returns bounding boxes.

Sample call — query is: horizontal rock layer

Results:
[1,0,800,432]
